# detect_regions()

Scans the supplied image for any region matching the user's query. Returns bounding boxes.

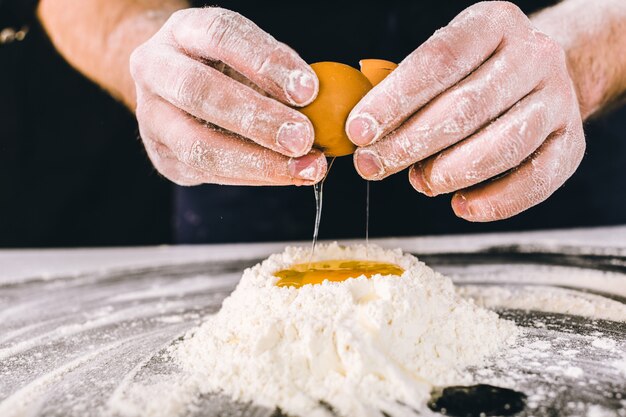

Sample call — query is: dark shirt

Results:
[1,1,625,247]
[0,0,38,30]
[0,10,172,247]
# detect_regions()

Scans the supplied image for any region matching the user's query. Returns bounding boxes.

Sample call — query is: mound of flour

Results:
[172,243,518,417]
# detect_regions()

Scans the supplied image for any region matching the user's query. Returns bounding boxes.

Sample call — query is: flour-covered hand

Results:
[348,2,585,221]
[130,8,326,186]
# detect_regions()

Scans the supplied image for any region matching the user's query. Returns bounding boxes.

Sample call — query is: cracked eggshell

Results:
[298,60,397,157]
[298,62,372,157]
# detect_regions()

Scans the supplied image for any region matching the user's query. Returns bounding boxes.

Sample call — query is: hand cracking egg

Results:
[298,60,396,157]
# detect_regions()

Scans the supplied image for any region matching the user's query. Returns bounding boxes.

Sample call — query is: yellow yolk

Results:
[274,260,404,288]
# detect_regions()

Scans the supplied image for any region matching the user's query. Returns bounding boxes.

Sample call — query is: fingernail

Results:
[409,164,433,196]
[277,121,311,155]
[289,153,322,181]
[286,70,317,106]
[452,193,470,218]
[347,114,378,146]
[355,149,385,179]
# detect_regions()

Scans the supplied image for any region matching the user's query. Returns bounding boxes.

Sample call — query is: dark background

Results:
[1,0,625,247]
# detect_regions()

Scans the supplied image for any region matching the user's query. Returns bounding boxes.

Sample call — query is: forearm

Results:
[37,0,189,109]
[532,0,626,119]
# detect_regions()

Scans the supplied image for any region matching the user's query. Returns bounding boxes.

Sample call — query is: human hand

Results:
[130,8,326,186]
[347,2,585,221]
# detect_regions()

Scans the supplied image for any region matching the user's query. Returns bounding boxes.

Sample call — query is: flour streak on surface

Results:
[1,228,625,416]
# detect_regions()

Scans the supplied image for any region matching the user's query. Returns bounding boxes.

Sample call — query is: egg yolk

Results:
[274,260,404,288]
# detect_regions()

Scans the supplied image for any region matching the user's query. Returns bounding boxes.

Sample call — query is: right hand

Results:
[130,8,327,186]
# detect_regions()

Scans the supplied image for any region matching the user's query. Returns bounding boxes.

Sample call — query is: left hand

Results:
[347,2,585,222]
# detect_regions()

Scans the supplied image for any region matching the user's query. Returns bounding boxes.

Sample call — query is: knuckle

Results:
[525,100,551,134]
[129,45,148,81]
[429,163,456,193]
[472,1,525,24]
[492,202,514,221]
[449,87,487,133]
[495,2,526,22]
[478,197,514,221]
[143,142,179,181]
[161,164,202,186]
[135,100,159,134]
[421,40,462,86]
[204,8,242,50]
[173,67,205,107]
[530,168,553,200]
[528,98,550,127]
[497,109,545,167]
[166,165,203,186]
[144,140,167,163]
[255,43,290,76]
[574,133,586,162]
[535,33,566,63]
[497,130,526,167]
[564,81,579,104]
[205,6,234,19]
[168,8,192,26]
[546,41,565,62]
[135,104,150,127]
[566,127,586,168]
[185,139,213,170]
[238,103,262,138]
[169,177,197,187]
[387,130,423,164]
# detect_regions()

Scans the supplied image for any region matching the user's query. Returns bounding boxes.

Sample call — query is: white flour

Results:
[171,243,518,417]
[458,285,626,322]
[2,232,625,417]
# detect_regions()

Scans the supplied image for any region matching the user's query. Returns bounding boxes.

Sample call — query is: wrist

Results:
[37,0,189,111]
[104,9,180,109]
[531,0,626,120]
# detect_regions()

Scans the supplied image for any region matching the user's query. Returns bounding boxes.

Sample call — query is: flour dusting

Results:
[2,232,625,417]
[160,243,518,417]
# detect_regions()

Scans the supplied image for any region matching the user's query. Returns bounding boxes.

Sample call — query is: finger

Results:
[346,2,528,146]
[211,60,268,96]
[147,142,317,186]
[137,89,206,186]
[137,95,327,186]
[353,52,549,182]
[408,87,566,196]
[168,8,318,106]
[450,124,585,222]
[133,46,314,158]
[143,139,208,186]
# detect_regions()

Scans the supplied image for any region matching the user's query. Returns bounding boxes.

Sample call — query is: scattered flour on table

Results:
[160,243,518,417]
[587,405,622,417]
[563,366,584,379]
[592,337,618,351]
[458,285,626,322]
[614,357,626,375]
